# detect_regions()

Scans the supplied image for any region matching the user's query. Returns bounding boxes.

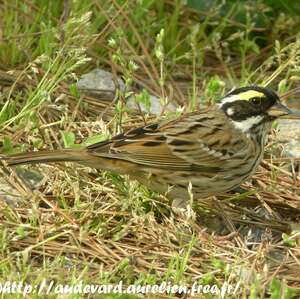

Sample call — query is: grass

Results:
[0,0,300,298]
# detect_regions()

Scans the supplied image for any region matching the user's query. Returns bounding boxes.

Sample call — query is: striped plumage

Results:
[2,86,294,201]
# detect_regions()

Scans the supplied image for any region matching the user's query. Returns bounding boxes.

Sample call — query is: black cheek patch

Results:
[222,101,261,121]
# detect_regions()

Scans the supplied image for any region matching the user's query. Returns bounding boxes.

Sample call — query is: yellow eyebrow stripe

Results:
[238,90,265,100]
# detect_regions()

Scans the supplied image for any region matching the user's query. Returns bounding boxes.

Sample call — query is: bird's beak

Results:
[268,102,300,119]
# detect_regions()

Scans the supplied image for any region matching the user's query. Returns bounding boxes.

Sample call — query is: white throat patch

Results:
[231,115,264,132]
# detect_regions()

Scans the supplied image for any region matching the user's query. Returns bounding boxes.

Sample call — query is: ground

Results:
[0,1,300,298]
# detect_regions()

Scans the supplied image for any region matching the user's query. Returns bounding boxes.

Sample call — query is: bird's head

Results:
[220,86,294,132]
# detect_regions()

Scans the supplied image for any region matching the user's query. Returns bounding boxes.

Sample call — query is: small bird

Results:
[2,86,297,202]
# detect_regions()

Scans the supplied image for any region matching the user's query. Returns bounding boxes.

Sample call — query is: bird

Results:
[2,86,297,203]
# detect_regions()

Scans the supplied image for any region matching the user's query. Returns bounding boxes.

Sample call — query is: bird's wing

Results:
[87,108,249,171]
[163,109,250,167]
[87,122,189,170]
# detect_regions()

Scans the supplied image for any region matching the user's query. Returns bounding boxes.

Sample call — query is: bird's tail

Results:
[1,149,85,166]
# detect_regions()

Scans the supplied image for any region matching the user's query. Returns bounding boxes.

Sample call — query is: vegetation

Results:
[0,0,300,298]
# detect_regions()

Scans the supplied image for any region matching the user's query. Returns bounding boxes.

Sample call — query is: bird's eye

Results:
[250,97,262,105]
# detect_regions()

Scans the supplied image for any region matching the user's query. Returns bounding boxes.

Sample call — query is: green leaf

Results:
[83,134,108,147]
[69,84,80,98]
[270,278,299,299]
[61,131,75,148]
[16,226,25,237]
[32,137,44,149]
[282,233,297,247]
[2,137,13,153]
[241,40,260,54]
[134,89,151,112]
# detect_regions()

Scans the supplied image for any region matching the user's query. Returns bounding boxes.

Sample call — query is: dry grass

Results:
[0,1,300,298]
